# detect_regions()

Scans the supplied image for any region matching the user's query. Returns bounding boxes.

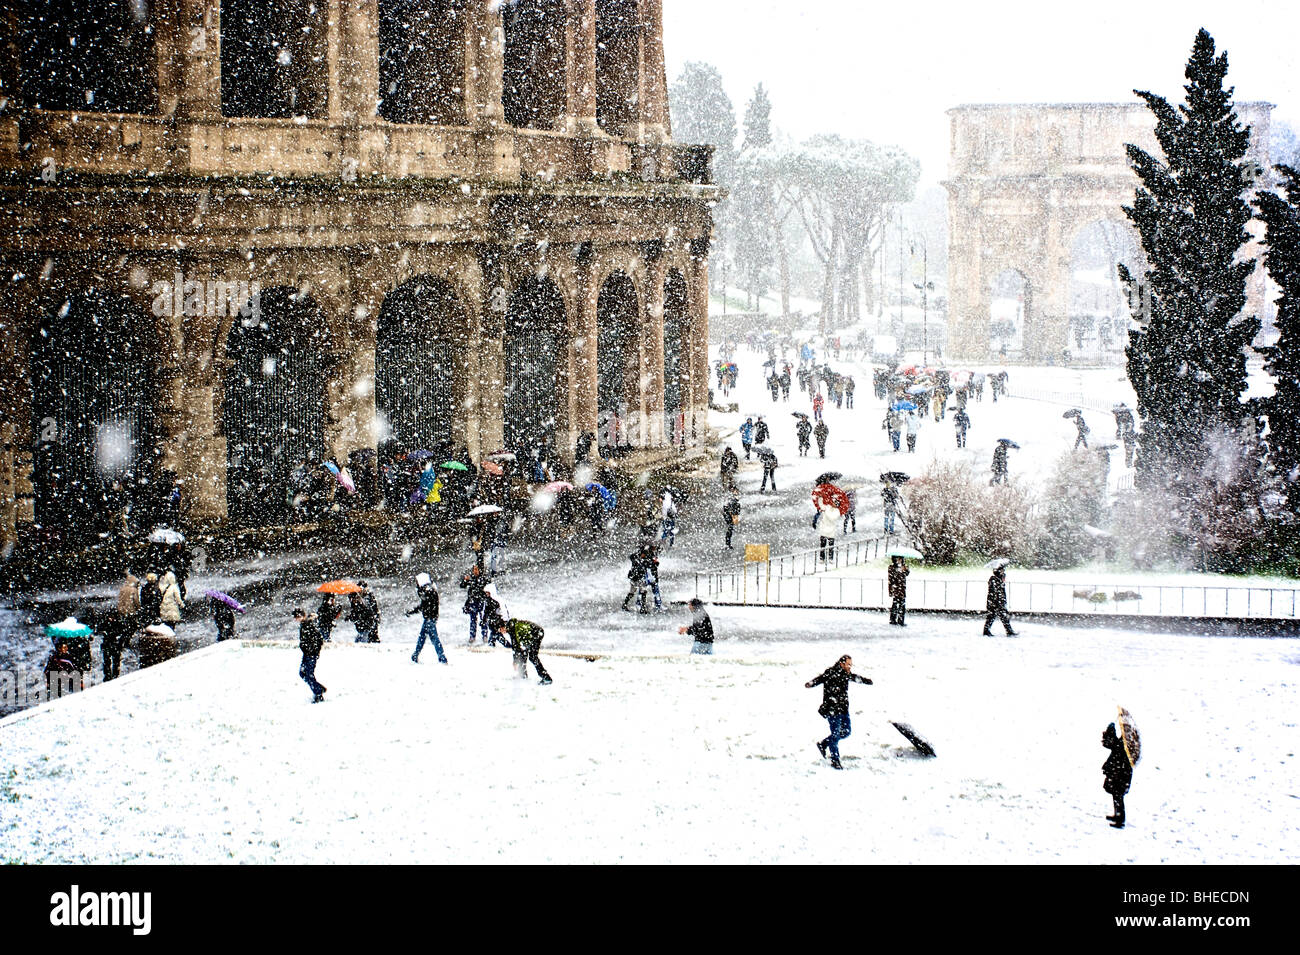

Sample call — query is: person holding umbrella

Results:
[991,439,1015,485]
[795,415,812,457]
[210,594,237,642]
[982,561,1017,636]
[806,655,874,770]
[1066,410,1090,449]
[888,555,910,626]
[757,446,779,492]
[1102,721,1134,828]
[720,446,740,492]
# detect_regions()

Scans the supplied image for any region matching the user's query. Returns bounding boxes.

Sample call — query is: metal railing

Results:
[767,535,890,577]
[695,567,1300,621]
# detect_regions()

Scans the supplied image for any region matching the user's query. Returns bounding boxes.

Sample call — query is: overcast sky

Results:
[663,0,1299,188]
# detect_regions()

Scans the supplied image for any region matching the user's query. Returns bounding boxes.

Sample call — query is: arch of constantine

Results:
[944,101,1273,361]
[0,0,717,541]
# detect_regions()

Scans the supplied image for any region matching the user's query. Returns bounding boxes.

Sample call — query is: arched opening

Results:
[663,269,689,446]
[988,269,1029,359]
[29,291,160,539]
[504,277,565,458]
[378,0,466,126]
[1067,220,1141,362]
[375,276,468,454]
[595,0,640,137]
[19,1,157,113]
[502,0,567,130]
[597,271,639,451]
[221,0,329,119]
[223,288,332,526]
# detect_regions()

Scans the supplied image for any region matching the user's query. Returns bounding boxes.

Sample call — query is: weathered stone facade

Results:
[944,102,1272,361]
[0,0,717,540]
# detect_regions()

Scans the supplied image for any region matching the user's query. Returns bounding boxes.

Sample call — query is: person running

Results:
[806,655,873,770]
[406,572,447,664]
[293,607,327,703]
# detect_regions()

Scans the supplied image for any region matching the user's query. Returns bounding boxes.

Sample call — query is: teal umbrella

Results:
[45,617,92,639]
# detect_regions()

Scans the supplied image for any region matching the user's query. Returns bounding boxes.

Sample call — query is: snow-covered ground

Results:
[1,340,1295,864]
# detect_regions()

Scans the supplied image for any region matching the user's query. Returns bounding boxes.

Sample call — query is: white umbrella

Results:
[984,557,1012,570]
[467,504,504,517]
[148,527,185,544]
[887,546,924,560]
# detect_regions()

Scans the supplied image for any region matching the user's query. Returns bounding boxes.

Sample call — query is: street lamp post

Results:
[911,236,935,366]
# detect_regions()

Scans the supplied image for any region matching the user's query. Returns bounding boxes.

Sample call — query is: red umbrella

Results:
[812,483,850,515]
[542,481,575,493]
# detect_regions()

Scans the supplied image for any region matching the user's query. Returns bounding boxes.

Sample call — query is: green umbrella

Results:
[440,461,470,471]
[46,617,92,639]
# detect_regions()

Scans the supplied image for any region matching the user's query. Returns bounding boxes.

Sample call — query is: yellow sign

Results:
[744,543,770,563]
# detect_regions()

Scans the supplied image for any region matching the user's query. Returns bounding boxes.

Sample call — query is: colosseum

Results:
[0,0,717,544]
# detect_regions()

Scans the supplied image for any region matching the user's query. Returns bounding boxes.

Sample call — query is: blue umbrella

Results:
[587,482,617,512]
[891,400,917,412]
[406,450,435,462]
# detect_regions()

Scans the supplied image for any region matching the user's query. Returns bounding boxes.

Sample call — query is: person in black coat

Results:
[317,593,341,642]
[140,573,163,624]
[293,608,327,703]
[348,582,381,643]
[678,598,715,654]
[888,556,909,626]
[722,496,741,549]
[795,417,812,457]
[211,597,236,642]
[814,419,829,458]
[1102,722,1133,828]
[982,565,1017,635]
[406,572,447,664]
[805,655,873,769]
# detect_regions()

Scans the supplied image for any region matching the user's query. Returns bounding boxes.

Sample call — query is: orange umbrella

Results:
[482,461,504,476]
[317,580,363,595]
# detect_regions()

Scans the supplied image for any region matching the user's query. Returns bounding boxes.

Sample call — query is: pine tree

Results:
[1254,164,1300,519]
[1117,29,1261,552]
[734,84,774,307]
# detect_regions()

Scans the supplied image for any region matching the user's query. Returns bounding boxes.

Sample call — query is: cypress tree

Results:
[1117,29,1261,547]
[1254,164,1300,519]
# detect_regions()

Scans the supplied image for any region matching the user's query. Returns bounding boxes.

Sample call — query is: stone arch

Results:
[987,268,1031,358]
[663,267,688,445]
[378,0,467,126]
[28,289,162,538]
[596,270,639,450]
[1066,218,1141,360]
[18,1,157,113]
[504,276,567,456]
[595,0,641,137]
[221,0,330,119]
[222,287,333,526]
[374,275,469,453]
[502,0,567,130]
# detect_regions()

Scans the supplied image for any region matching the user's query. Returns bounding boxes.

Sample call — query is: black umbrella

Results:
[792,411,809,419]
[880,471,910,483]
[815,471,843,485]
[1062,408,1082,419]
[997,438,1020,448]
[755,446,778,462]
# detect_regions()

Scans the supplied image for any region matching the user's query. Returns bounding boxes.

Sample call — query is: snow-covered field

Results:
[1,338,1296,864]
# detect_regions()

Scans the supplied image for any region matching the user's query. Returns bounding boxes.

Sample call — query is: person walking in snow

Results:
[317,592,341,643]
[407,572,447,664]
[739,417,755,460]
[990,442,1010,485]
[796,416,812,457]
[140,572,162,625]
[842,489,857,535]
[755,416,770,446]
[1073,414,1090,450]
[888,555,909,626]
[659,490,677,549]
[885,407,904,453]
[159,570,184,630]
[882,483,900,534]
[460,563,492,644]
[954,408,971,448]
[723,496,741,549]
[679,597,715,655]
[806,655,873,770]
[812,391,825,422]
[905,409,920,453]
[720,446,740,492]
[814,419,829,459]
[759,450,779,493]
[211,595,236,642]
[1101,721,1134,829]
[348,581,381,643]
[982,564,1017,636]
[845,376,855,409]
[293,607,327,703]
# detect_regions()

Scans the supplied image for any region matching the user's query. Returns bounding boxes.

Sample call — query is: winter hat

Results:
[415,573,431,588]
